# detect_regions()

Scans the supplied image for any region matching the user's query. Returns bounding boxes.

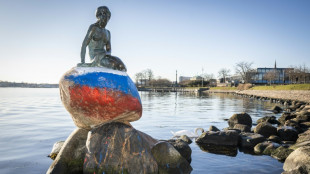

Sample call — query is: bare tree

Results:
[263,71,277,85]
[235,61,254,83]
[218,68,231,83]
[135,72,143,86]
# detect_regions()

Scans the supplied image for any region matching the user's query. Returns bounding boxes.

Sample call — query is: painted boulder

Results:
[59,67,142,130]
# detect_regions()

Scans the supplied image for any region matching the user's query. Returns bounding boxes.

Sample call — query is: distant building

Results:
[179,76,191,82]
[250,61,293,84]
[190,76,203,81]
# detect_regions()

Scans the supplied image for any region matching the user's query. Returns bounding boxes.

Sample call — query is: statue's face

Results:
[97,8,109,24]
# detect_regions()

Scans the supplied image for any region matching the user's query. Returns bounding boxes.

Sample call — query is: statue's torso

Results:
[88,26,110,60]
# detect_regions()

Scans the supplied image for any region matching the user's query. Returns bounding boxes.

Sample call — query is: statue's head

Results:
[96,6,111,26]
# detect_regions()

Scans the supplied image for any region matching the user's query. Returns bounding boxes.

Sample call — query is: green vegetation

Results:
[209,86,237,90]
[251,84,310,90]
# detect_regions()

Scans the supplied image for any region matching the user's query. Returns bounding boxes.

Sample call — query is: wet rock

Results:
[267,135,282,144]
[84,122,159,174]
[271,146,294,162]
[233,124,251,132]
[300,122,310,131]
[197,144,238,157]
[228,112,252,129]
[209,125,220,132]
[271,105,283,113]
[284,120,302,133]
[277,126,298,142]
[166,139,192,163]
[59,67,142,130]
[179,135,192,144]
[283,146,310,173]
[296,129,310,144]
[289,140,310,150]
[295,114,310,123]
[254,141,280,155]
[254,122,277,138]
[196,130,239,146]
[239,132,266,148]
[48,141,65,160]
[278,113,296,125]
[257,116,280,125]
[47,128,88,174]
[152,141,192,174]
[263,143,280,155]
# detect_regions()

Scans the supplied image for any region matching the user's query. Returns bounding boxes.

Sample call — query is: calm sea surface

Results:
[0,88,284,173]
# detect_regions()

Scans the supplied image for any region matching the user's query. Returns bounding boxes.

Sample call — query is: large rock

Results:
[196,130,239,146]
[239,132,266,149]
[254,141,280,155]
[254,122,277,138]
[271,105,283,113]
[277,126,298,142]
[283,146,310,173]
[278,112,296,125]
[228,112,252,129]
[83,122,192,174]
[47,128,88,174]
[233,124,251,132]
[151,141,192,174]
[59,67,142,130]
[296,129,310,144]
[166,139,192,163]
[84,122,158,174]
[197,144,238,157]
[257,116,280,125]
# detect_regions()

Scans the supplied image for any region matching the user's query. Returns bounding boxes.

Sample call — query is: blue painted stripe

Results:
[65,72,140,101]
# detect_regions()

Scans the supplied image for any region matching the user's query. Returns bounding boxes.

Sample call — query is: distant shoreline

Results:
[0,81,58,88]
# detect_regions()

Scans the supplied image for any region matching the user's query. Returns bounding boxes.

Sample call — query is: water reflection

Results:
[133,91,284,174]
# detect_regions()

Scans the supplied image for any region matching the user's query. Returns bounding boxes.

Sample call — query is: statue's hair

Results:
[96,6,111,20]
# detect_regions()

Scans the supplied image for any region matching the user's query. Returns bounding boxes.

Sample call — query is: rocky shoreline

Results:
[207,89,310,103]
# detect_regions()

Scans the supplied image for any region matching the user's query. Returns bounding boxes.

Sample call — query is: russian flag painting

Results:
[59,67,142,129]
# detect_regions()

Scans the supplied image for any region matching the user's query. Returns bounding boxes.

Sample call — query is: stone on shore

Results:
[84,122,159,174]
[271,105,283,113]
[283,146,310,173]
[83,122,192,174]
[166,139,192,163]
[267,135,282,144]
[277,126,298,142]
[228,112,252,129]
[47,128,88,174]
[59,67,142,130]
[254,141,280,155]
[271,146,294,162]
[239,132,266,149]
[296,129,310,144]
[196,130,239,146]
[233,124,251,132]
[254,122,277,138]
[257,116,280,125]
[278,112,296,125]
[151,142,192,174]
[197,143,238,157]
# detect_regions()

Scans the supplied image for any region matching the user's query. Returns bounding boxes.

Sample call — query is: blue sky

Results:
[0,0,309,83]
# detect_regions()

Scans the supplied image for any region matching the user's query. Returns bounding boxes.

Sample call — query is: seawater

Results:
[0,88,283,173]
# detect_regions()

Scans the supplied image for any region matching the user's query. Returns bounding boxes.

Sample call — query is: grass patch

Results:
[251,84,310,90]
[209,86,237,90]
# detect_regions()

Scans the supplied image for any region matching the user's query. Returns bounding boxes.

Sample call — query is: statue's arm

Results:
[80,25,94,63]
[106,30,111,55]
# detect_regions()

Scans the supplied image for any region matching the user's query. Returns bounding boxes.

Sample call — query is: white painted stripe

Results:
[73,67,128,76]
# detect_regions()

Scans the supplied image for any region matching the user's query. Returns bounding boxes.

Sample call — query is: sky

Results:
[0,0,309,83]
